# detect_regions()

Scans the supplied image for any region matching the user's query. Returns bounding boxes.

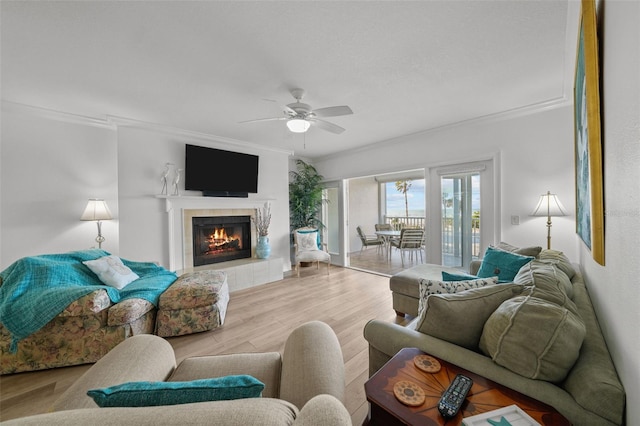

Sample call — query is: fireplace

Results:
[192,215,251,266]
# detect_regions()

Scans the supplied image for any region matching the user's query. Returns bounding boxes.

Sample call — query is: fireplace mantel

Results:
[155,195,274,271]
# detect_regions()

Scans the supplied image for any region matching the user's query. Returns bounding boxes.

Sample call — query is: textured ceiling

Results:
[1,1,577,159]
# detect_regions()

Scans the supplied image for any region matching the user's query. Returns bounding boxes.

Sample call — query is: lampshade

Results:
[80,199,113,221]
[531,191,567,217]
[286,118,311,133]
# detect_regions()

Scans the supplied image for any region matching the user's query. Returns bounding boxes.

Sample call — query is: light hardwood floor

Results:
[0,266,411,424]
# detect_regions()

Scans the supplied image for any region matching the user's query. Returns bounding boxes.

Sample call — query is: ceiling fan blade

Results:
[283,105,297,115]
[312,105,353,118]
[309,118,346,134]
[238,117,286,124]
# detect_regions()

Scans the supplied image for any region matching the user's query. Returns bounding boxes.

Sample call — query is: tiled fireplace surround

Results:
[159,196,283,292]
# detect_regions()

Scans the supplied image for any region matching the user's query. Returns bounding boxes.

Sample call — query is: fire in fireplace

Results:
[192,216,251,266]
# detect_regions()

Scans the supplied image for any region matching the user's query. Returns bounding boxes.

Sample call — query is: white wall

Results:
[1,105,293,273]
[580,1,640,424]
[115,124,291,270]
[1,104,119,267]
[348,177,380,253]
[315,105,578,260]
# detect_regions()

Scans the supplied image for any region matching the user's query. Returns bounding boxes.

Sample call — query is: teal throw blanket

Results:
[0,249,177,352]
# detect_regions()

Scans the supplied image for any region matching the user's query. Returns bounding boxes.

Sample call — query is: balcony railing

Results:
[385,216,481,260]
[383,216,425,230]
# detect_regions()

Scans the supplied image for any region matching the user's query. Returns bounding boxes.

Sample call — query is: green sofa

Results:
[365,249,625,425]
[5,321,351,426]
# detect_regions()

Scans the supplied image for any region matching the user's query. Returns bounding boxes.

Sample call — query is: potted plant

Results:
[289,159,326,231]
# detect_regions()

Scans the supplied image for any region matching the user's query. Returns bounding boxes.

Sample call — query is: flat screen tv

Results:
[184,144,259,197]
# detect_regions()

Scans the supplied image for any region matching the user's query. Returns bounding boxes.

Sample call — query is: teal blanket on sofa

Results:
[0,249,177,352]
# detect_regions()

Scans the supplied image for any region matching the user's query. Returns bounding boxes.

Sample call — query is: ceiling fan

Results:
[240,88,353,134]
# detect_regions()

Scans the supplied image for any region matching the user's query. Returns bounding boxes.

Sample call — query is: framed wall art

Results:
[574,0,604,265]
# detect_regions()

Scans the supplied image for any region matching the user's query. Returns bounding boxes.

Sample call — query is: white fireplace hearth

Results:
[157,195,283,292]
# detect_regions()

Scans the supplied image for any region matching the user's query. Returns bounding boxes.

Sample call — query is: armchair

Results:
[8,321,350,426]
[293,228,331,277]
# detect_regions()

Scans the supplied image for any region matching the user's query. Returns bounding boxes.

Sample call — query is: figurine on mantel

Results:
[160,162,174,195]
[172,168,183,196]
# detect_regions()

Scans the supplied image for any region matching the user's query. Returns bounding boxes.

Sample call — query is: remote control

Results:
[437,374,473,418]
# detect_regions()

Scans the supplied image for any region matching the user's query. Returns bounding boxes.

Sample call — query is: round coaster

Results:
[413,354,441,373]
[393,380,426,406]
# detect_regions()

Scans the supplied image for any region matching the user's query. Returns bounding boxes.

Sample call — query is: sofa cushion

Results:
[83,255,140,290]
[496,241,543,258]
[513,260,576,308]
[415,283,523,350]
[480,295,586,382]
[477,246,534,282]
[538,249,576,280]
[416,276,499,314]
[158,270,227,311]
[87,375,265,407]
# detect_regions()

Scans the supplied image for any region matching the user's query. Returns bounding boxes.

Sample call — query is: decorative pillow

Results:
[87,375,265,407]
[415,283,523,350]
[83,255,139,290]
[496,242,543,258]
[477,246,534,282]
[514,259,575,304]
[538,249,576,279]
[296,231,319,252]
[417,276,499,315]
[479,296,586,382]
[441,271,479,281]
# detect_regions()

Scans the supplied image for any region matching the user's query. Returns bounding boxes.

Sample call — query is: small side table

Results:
[364,347,569,425]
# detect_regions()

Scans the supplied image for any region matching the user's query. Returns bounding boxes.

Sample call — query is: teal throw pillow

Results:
[87,375,264,407]
[477,246,534,282]
[441,271,479,281]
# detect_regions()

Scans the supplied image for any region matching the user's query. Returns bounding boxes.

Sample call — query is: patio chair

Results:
[390,228,425,266]
[356,226,384,255]
[293,228,331,277]
[374,223,393,231]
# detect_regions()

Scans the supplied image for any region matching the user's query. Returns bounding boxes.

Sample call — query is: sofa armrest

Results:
[58,290,111,317]
[294,395,352,426]
[469,260,482,276]
[279,321,345,409]
[107,298,155,326]
[51,334,176,412]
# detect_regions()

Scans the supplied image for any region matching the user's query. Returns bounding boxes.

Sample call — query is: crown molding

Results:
[1,101,293,156]
[107,115,294,156]
[1,101,116,129]
[314,96,571,163]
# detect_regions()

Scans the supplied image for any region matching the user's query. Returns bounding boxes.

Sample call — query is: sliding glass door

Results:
[428,159,496,270]
[441,173,480,268]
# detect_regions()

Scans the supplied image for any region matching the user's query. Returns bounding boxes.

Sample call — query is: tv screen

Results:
[184,144,259,195]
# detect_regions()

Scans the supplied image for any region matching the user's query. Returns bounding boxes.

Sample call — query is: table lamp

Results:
[531,191,567,249]
[80,199,113,248]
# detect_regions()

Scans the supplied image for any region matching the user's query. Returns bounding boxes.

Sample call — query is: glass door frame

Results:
[427,157,499,267]
[321,180,347,267]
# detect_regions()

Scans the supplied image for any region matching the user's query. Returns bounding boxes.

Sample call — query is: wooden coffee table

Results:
[364,348,570,425]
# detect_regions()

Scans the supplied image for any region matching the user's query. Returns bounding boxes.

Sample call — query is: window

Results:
[382,179,426,229]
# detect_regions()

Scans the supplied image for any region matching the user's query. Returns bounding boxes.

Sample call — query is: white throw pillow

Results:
[297,231,319,252]
[83,255,139,290]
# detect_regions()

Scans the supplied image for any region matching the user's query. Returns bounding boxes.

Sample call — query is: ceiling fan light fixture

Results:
[286,118,311,133]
